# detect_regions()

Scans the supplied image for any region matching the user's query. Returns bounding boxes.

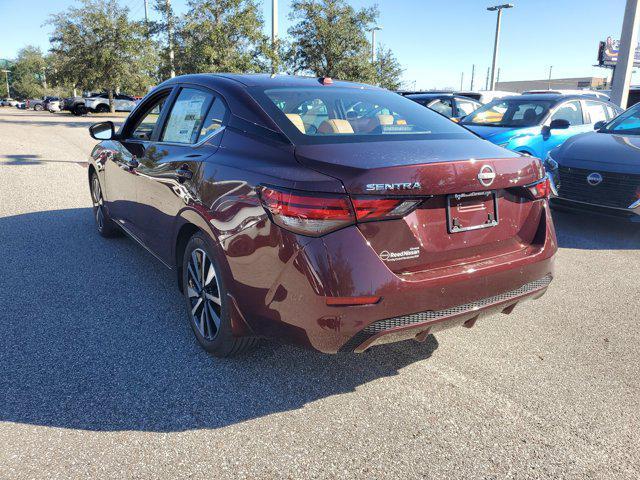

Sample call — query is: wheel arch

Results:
[173,218,255,337]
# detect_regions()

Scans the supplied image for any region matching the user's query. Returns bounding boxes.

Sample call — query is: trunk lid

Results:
[295,138,547,275]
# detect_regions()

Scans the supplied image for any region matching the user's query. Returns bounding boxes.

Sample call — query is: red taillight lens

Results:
[524,177,551,200]
[259,187,423,236]
[352,197,422,221]
[259,187,354,236]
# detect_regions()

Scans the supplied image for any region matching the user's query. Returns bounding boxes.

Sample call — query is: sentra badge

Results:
[366,182,421,192]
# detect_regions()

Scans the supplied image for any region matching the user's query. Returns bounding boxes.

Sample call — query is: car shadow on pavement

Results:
[0,208,439,432]
[1,154,88,167]
[552,209,640,250]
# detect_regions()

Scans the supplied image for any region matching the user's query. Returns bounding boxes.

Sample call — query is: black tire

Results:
[90,172,120,237]
[73,104,87,116]
[34,104,43,111]
[182,233,258,357]
[96,104,109,113]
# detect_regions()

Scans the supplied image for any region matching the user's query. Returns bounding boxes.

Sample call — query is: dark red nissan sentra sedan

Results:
[87,74,556,356]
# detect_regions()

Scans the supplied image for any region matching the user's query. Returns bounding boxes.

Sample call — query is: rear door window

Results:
[162,88,215,144]
[455,98,480,117]
[429,99,453,117]
[550,101,584,125]
[584,101,608,124]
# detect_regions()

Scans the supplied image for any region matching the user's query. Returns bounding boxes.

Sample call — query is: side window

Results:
[429,99,453,117]
[456,99,480,117]
[162,88,214,144]
[584,101,608,124]
[550,101,584,126]
[131,94,169,140]
[199,98,228,139]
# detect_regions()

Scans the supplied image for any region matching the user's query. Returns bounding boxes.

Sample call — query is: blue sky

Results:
[0,0,631,89]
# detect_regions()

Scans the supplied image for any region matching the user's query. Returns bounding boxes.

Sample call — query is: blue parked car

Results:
[459,94,623,159]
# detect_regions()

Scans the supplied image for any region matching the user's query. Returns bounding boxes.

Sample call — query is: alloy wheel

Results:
[187,248,222,340]
[91,176,105,230]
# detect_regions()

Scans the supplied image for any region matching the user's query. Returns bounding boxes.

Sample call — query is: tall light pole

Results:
[1,69,9,97]
[369,26,383,63]
[272,0,278,46]
[271,0,278,73]
[487,3,513,91]
[548,65,553,90]
[470,64,475,91]
[611,0,640,108]
[166,0,175,78]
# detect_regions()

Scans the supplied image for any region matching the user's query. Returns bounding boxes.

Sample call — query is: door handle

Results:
[120,156,139,169]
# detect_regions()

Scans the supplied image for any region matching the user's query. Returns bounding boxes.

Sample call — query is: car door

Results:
[134,86,227,264]
[539,100,590,157]
[103,88,174,237]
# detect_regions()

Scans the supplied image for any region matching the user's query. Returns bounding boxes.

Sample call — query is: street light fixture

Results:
[369,26,383,63]
[487,3,514,91]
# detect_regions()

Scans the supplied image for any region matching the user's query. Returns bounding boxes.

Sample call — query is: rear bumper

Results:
[551,197,640,222]
[237,204,557,354]
[342,275,551,352]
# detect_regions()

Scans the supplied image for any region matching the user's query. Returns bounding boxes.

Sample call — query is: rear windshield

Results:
[461,99,554,128]
[253,87,474,144]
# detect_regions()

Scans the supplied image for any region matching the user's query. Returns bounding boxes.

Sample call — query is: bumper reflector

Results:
[326,296,381,306]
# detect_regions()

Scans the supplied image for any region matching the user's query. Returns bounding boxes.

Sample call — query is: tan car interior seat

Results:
[286,113,306,133]
[317,119,354,134]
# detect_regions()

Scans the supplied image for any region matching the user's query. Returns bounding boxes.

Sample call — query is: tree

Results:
[170,0,270,74]
[287,0,378,83]
[374,45,403,90]
[49,0,158,111]
[10,46,47,99]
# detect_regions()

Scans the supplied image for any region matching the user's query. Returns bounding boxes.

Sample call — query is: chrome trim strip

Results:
[628,198,640,209]
[154,126,226,149]
[117,221,173,270]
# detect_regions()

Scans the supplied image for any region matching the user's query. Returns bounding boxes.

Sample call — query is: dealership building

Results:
[495,77,608,93]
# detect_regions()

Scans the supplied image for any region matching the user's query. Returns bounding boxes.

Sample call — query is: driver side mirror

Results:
[594,120,607,130]
[549,119,570,130]
[89,121,116,140]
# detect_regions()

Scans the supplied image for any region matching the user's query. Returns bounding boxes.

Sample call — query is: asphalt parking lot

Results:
[0,107,639,479]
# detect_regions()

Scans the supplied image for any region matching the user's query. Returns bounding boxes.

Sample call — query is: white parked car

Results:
[522,89,610,100]
[46,100,61,112]
[83,93,137,113]
[456,90,520,104]
[2,98,19,107]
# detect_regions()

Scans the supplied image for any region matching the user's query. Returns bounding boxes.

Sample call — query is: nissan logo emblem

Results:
[477,165,496,187]
[587,172,603,186]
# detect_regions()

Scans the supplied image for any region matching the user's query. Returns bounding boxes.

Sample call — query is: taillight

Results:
[524,176,551,200]
[259,187,423,236]
[351,197,422,221]
[259,187,354,236]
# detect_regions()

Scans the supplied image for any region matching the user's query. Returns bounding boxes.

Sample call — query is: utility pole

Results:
[144,0,149,24]
[548,65,553,90]
[470,64,475,90]
[485,67,490,90]
[166,0,175,78]
[460,72,464,90]
[369,26,383,63]
[271,0,278,73]
[496,67,501,83]
[611,0,640,108]
[487,4,514,91]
